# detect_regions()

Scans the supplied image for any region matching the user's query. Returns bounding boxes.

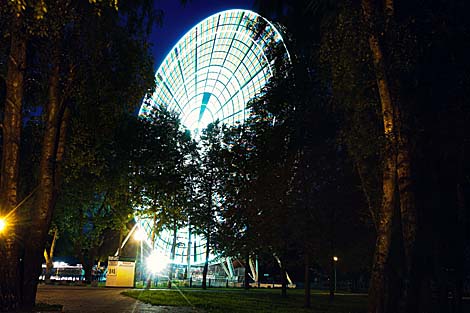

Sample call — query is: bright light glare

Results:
[146,250,169,274]
[0,218,6,233]
[333,256,339,262]
[133,227,145,241]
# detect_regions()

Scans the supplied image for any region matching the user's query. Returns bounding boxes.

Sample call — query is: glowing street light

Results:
[133,227,145,241]
[0,217,7,233]
[146,250,168,275]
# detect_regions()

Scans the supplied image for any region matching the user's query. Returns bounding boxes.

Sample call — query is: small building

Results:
[105,256,136,287]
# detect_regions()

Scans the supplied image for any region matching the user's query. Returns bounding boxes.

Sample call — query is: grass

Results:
[33,303,63,312]
[122,288,367,313]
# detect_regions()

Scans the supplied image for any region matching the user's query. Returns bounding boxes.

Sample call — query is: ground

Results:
[123,288,369,313]
[36,285,200,313]
[36,284,469,313]
[36,284,368,313]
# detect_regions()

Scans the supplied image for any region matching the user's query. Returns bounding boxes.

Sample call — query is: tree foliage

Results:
[0,0,158,309]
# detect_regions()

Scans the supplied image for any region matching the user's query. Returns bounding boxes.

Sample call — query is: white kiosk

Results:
[105,256,135,287]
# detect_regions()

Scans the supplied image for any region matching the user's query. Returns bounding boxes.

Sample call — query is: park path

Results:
[36,285,200,313]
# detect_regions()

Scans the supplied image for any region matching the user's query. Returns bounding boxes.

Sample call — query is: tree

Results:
[0,2,28,309]
[132,106,198,288]
[251,1,378,306]
[0,0,158,309]
[24,1,156,306]
[320,1,470,312]
[43,226,58,283]
[192,121,225,289]
[257,1,413,310]
[215,122,261,290]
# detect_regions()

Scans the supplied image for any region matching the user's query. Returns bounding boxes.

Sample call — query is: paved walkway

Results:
[36,285,200,313]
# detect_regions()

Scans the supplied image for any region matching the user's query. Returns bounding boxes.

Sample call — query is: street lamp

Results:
[133,227,145,242]
[0,217,7,233]
[134,227,145,286]
[333,256,339,292]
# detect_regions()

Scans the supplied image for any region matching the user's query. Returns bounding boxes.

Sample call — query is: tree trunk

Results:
[202,231,210,289]
[54,107,70,183]
[368,153,396,313]
[44,229,58,283]
[168,220,177,289]
[0,8,25,213]
[304,252,311,308]
[186,221,192,279]
[22,46,65,309]
[44,105,69,281]
[396,150,416,312]
[202,187,213,290]
[361,1,399,312]
[0,13,26,311]
[395,107,418,312]
[146,212,157,289]
[280,261,287,298]
[454,183,466,313]
[80,251,95,284]
[43,249,52,283]
[83,264,93,284]
[42,110,68,286]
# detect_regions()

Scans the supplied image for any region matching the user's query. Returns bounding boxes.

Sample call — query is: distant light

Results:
[133,227,145,241]
[0,218,6,233]
[53,261,69,268]
[146,250,168,274]
[333,256,339,262]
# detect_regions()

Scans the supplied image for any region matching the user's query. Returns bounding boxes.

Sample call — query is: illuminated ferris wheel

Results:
[137,9,289,270]
[140,9,289,134]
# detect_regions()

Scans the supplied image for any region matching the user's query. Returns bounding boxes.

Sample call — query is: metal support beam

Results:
[226,257,234,279]
[256,257,259,283]
[249,256,258,284]
[114,223,138,256]
[221,260,231,277]
[274,255,293,285]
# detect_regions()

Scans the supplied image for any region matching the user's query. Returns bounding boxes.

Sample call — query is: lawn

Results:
[33,303,63,312]
[122,288,367,313]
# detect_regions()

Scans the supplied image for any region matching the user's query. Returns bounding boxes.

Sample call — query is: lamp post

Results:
[133,227,145,287]
[333,256,338,292]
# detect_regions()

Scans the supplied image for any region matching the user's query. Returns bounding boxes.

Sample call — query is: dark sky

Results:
[151,0,255,70]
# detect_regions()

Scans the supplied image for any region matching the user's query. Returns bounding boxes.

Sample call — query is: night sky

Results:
[151,0,255,70]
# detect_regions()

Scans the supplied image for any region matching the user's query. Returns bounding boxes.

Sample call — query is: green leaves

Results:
[190,121,224,238]
[132,106,198,237]
[28,0,160,264]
